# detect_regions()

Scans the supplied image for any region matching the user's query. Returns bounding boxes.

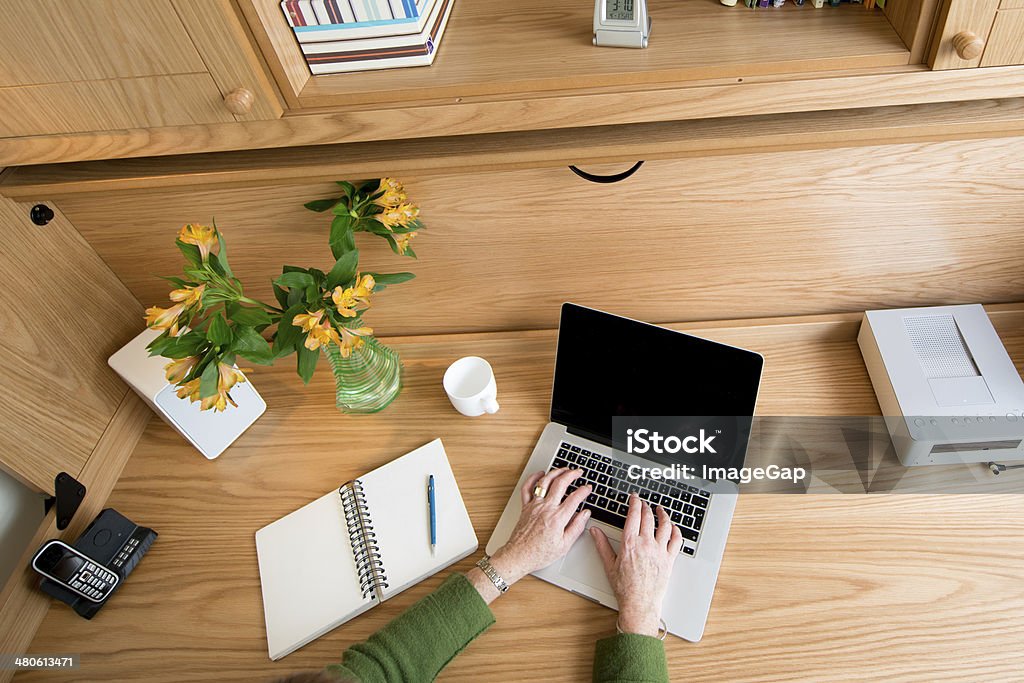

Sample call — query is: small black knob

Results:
[30,204,54,226]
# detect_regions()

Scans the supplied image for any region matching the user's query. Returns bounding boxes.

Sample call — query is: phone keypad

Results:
[71,561,117,600]
[111,535,141,569]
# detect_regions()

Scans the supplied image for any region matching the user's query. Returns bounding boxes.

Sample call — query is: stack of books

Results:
[281,0,455,74]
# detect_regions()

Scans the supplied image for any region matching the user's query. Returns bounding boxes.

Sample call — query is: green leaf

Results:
[326,250,360,289]
[227,303,272,327]
[232,327,275,365]
[207,313,232,346]
[304,196,342,213]
[207,252,226,277]
[272,284,289,308]
[215,222,233,277]
[274,271,315,289]
[286,286,304,307]
[367,271,415,285]
[309,268,327,286]
[159,275,191,288]
[404,246,417,259]
[336,181,356,197]
[176,239,202,267]
[383,233,401,255]
[199,359,219,398]
[329,215,356,260]
[273,304,305,357]
[296,345,319,384]
[282,264,306,273]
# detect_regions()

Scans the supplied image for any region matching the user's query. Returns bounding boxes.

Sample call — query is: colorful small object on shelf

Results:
[281,0,455,74]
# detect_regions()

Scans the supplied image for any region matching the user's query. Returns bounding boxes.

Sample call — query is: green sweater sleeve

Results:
[326,573,495,683]
[593,633,670,683]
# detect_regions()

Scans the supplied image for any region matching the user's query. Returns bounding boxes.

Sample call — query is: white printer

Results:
[858,304,1024,467]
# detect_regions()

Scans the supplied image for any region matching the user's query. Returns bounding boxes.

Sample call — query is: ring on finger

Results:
[532,484,548,499]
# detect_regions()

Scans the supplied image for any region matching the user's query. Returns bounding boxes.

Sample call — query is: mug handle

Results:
[482,397,500,414]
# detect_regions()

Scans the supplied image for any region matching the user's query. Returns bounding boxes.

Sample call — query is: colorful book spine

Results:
[301,0,454,74]
[283,0,436,41]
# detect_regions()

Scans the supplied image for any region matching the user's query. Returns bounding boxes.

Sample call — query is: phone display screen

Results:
[49,552,84,581]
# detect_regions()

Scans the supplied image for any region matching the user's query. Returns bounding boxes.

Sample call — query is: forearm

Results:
[593,633,669,683]
[327,573,495,683]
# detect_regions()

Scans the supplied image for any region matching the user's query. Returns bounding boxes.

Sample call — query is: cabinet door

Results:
[0,197,142,495]
[930,0,1024,68]
[929,0,1000,69]
[0,0,281,137]
[980,9,1024,66]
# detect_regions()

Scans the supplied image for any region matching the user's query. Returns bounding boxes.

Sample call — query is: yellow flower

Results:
[293,310,341,350]
[201,389,235,412]
[178,224,220,261]
[175,378,202,402]
[293,310,325,333]
[144,303,185,333]
[338,325,372,358]
[164,356,199,384]
[331,274,375,318]
[373,178,407,208]
[169,283,205,308]
[217,362,247,392]
[377,203,419,230]
[393,231,417,255]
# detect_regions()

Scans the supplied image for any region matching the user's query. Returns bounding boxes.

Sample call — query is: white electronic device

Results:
[858,304,1024,467]
[109,328,266,460]
[593,0,651,49]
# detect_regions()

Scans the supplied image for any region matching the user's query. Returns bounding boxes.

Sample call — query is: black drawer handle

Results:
[568,160,645,184]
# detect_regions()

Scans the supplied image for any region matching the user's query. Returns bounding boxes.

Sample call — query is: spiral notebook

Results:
[255,439,478,660]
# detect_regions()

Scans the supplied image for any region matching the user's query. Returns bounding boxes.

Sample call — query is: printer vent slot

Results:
[904,314,980,379]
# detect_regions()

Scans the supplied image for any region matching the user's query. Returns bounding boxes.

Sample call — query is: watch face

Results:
[607,0,635,21]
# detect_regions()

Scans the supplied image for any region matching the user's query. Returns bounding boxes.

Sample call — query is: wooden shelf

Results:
[22,305,1024,682]
[297,0,911,107]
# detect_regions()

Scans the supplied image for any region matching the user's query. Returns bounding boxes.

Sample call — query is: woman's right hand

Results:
[590,493,682,637]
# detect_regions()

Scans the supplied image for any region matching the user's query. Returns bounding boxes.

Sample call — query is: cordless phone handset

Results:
[32,540,119,604]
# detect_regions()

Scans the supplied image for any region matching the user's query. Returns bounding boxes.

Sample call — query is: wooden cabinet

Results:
[0,0,281,138]
[930,0,1024,69]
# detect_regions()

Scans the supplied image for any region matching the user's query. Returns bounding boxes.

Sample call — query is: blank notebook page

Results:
[360,439,478,597]
[255,490,373,660]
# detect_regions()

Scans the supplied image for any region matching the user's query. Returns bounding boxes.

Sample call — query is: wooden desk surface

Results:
[24,309,1024,683]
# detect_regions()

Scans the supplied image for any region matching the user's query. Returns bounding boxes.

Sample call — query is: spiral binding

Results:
[339,480,390,601]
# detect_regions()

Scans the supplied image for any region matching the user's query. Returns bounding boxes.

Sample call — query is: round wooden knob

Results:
[223,88,255,115]
[952,31,985,60]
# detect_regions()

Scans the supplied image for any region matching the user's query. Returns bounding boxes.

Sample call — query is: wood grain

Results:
[0,74,235,138]
[171,0,285,121]
[46,135,1024,336]
[929,0,1001,69]
[883,0,941,63]
[0,197,143,493]
[286,0,909,107]
[0,0,205,87]
[6,98,1024,198]
[23,307,1024,682]
[980,10,1024,66]
[4,64,1024,167]
[236,0,311,106]
[0,392,150,683]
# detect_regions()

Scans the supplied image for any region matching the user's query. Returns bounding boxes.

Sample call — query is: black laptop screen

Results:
[550,304,764,451]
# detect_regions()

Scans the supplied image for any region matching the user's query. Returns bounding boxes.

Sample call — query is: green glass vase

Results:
[324,335,403,413]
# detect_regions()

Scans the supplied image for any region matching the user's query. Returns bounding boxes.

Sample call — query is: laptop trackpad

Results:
[559,533,616,595]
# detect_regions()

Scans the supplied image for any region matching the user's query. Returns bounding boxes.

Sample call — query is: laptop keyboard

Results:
[550,441,708,557]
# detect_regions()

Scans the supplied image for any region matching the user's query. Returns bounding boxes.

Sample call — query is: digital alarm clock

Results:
[593,0,651,49]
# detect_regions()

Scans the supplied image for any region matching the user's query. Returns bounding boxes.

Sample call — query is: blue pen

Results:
[428,474,437,554]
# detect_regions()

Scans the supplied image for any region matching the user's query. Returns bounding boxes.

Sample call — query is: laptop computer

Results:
[486,303,764,641]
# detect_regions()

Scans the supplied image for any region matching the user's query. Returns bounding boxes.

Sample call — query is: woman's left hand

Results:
[489,468,593,584]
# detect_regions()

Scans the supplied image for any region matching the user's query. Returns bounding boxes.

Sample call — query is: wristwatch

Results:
[476,555,510,594]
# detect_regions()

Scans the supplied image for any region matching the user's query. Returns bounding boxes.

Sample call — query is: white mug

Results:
[443,356,500,417]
